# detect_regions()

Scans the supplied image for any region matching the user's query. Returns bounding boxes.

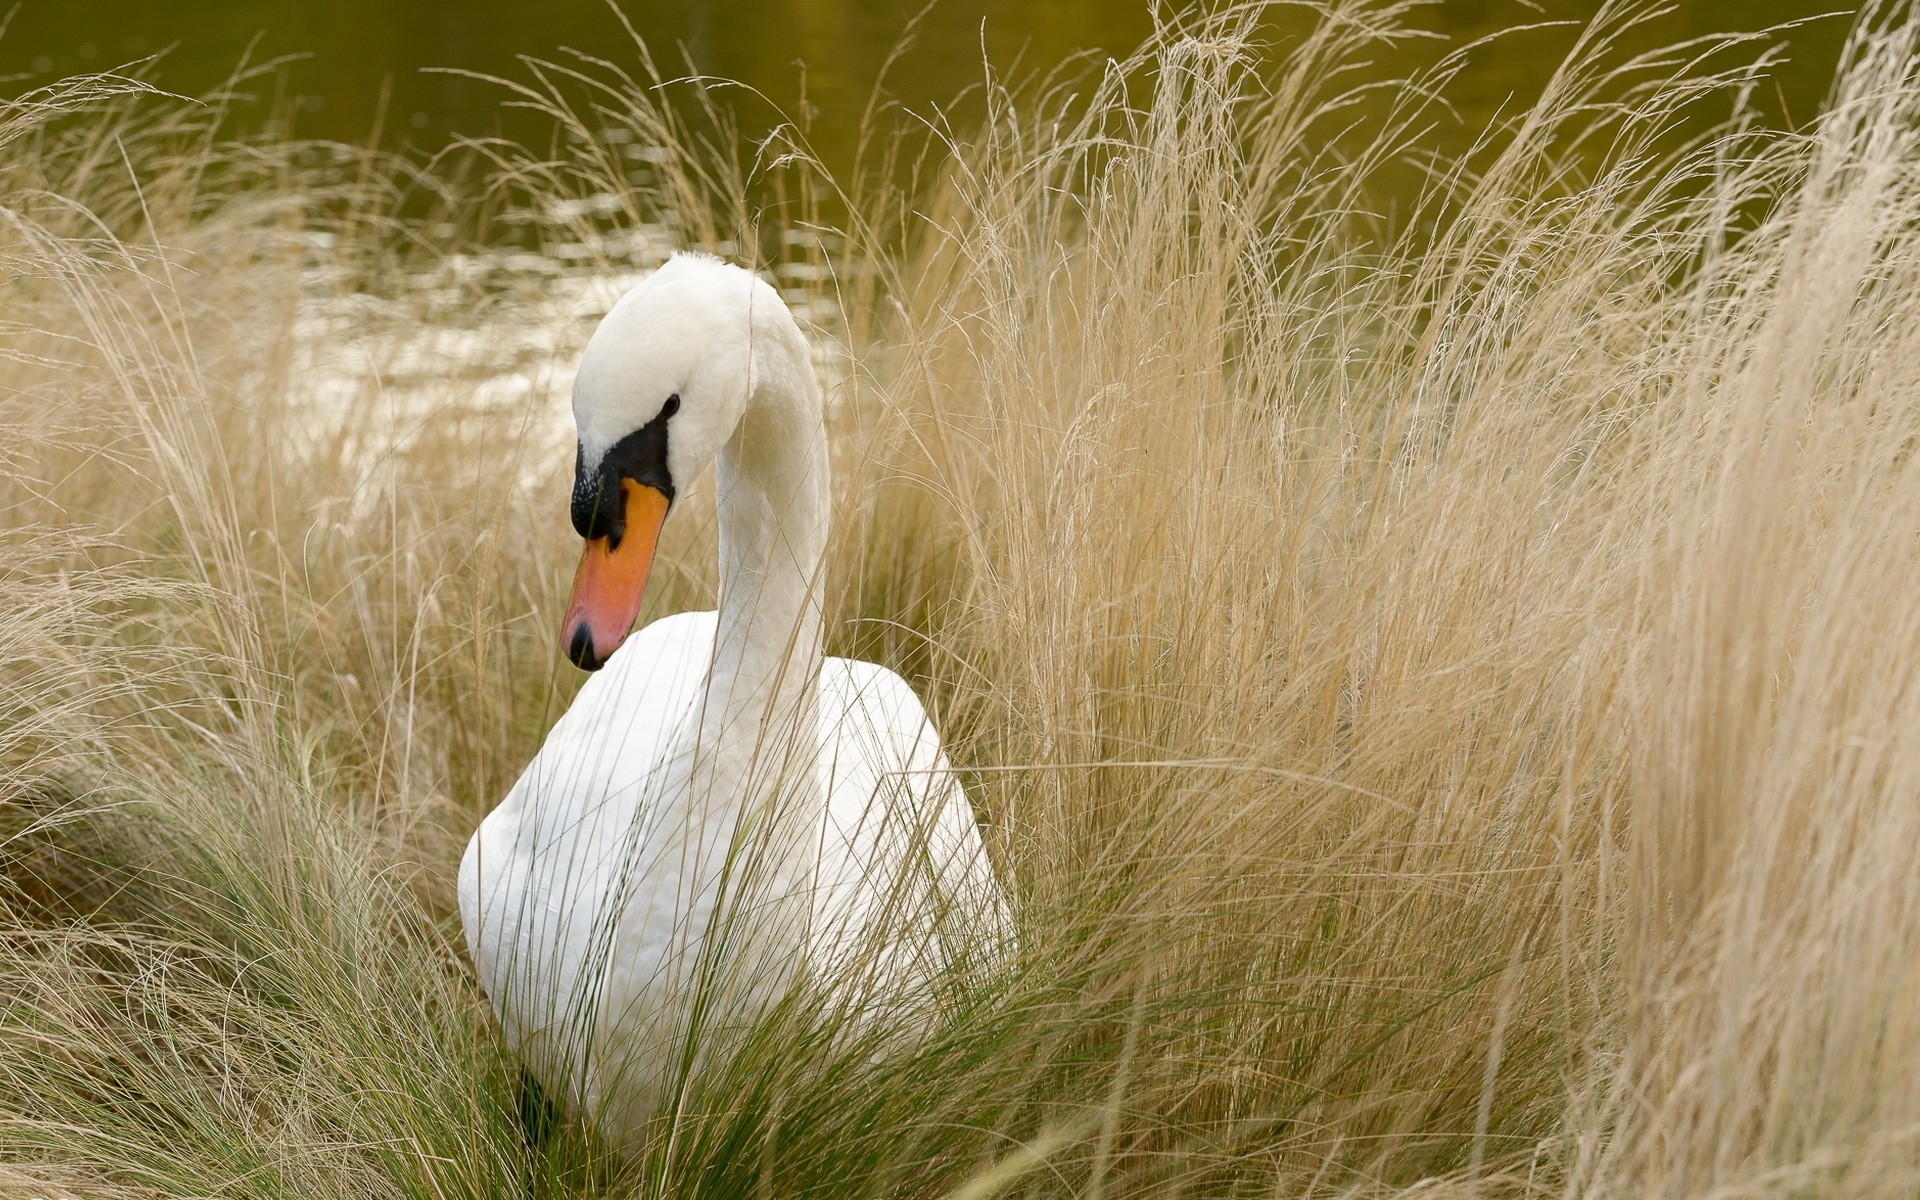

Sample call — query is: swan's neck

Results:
[704,343,829,786]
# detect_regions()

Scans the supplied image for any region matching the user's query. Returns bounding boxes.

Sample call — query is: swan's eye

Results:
[661,395,680,418]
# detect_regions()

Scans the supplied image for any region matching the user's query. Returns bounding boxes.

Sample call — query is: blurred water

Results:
[6,0,1860,426]
[1,0,1855,178]
[3,2,1857,507]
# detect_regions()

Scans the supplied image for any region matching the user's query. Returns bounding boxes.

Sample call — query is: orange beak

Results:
[561,481,670,670]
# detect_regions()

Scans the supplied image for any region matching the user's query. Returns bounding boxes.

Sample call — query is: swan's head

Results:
[561,253,783,670]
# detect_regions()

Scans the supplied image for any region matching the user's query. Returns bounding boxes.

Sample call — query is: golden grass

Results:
[4,1,1920,1194]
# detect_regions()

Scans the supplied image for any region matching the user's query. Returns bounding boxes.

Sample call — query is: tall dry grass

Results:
[2,1,1919,1195]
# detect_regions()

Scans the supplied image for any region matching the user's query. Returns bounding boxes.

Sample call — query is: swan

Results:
[458,253,1010,1148]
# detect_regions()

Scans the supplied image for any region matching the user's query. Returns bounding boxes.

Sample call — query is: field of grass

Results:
[5,1,1920,1195]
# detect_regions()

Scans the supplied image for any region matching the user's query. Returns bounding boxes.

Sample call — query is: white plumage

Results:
[458,254,1009,1148]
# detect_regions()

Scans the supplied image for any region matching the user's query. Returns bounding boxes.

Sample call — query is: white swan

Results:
[458,253,1010,1148]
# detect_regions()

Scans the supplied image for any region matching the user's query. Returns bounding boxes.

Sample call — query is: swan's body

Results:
[457,254,1008,1147]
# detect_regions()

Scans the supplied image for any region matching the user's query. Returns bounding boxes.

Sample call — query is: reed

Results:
[3,2,1918,1195]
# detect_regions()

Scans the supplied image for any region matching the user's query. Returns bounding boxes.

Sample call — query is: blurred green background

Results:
[0,1,1857,174]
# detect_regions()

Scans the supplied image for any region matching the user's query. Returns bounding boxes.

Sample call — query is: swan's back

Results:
[810,658,1012,991]
[459,615,1010,1129]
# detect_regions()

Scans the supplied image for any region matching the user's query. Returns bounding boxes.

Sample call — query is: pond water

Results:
[1,0,1858,180]
[0,3,1868,509]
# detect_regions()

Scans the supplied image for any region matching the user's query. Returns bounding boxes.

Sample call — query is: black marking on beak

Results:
[566,623,605,672]
[573,396,678,544]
